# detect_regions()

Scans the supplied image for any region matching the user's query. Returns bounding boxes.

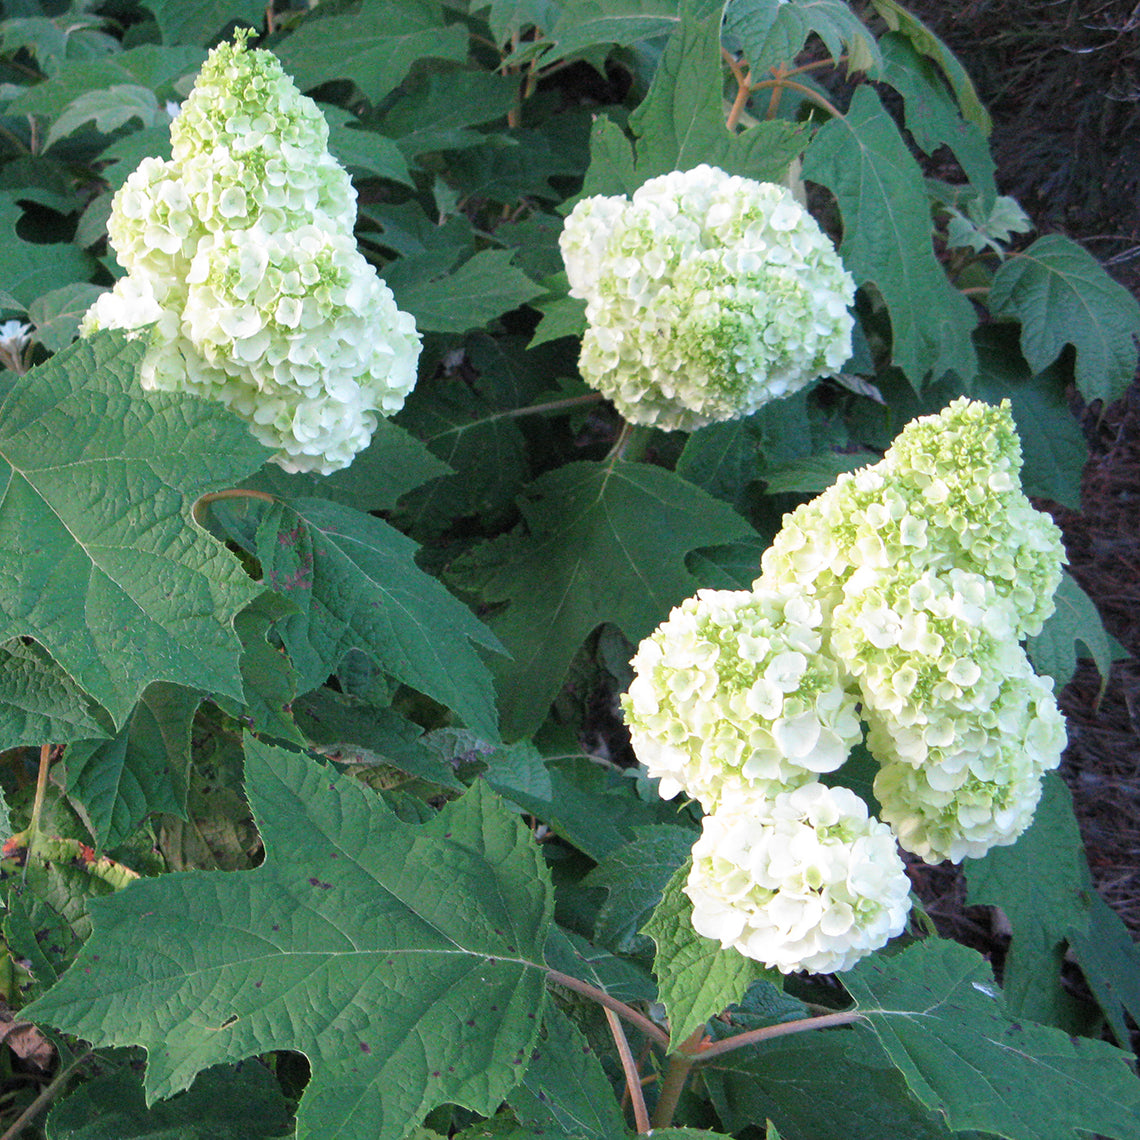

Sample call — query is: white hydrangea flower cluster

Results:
[623,584,862,811]
[81,32,421,474]
[626,399,1066,971]
[560,165,855,431]
[686,783,911,974]
[623,585,909,974]
[761,398,1067,863]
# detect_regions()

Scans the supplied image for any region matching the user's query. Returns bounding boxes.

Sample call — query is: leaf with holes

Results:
[28,738,553,1140]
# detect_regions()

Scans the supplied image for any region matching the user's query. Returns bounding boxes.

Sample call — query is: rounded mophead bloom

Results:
[685,782,912,974]
[560,165,855,431]
[622,584,862,811]
[81,30,420,474]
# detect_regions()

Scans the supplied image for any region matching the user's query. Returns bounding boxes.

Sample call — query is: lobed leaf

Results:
[802,86,978,386]
[60,683,199,850]
[846,939,1140,1139]
[274,0,469,103]
[238,496,503,740]
[627,1,804,184]
[506,1005,628,1139]
[989,233,1140,407]
[29,739,553,1140]
[141,0,267,46]
[450,460,754,740]
[45,1061,293,1140]
[643,862,771,1048]
[964,774,1093,1027]
[1026,571,1119,693]
[0,331,266,727]
[724,0,881,75]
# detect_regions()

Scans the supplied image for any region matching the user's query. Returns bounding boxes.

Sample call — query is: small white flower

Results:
[0,320,33,372]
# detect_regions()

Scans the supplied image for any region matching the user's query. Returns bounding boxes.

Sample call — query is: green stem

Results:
[0,1048,94,1140]
[605,423,654,465]
[650,1028,703,1128]
[544,969,668,1049]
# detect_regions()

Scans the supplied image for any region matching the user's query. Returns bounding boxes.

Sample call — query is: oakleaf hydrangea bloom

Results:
[622,584,862,811]
[560,165,855,431]
[686,783,911,974]
[755,398,1067,862]
[761,398,1065,636]
[81,31,420,474]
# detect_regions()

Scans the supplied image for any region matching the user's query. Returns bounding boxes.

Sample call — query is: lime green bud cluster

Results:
[81,32,420,474]
[560,165,855,431]
[625,399,1066,971]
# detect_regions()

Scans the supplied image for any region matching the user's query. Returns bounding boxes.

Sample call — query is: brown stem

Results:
[23,744,54,883]
[726,72,752,131]
[749,77,844,120]
[605,1008,650,1134]
[544,969,669,1049]
[0,1048,95,1140]
[690,1010,864,1063]
[650,1027,703,1128]
[191,487,276,527]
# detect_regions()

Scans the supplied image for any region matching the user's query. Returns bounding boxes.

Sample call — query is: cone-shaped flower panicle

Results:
[82,31,421,474]
[685,783,912,974]
[560,165,855,431]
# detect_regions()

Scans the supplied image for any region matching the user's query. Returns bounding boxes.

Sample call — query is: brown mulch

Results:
[897,2,1140,977]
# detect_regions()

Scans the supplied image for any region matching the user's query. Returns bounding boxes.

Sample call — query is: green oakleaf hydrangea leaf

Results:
[1067,892,1140,1051]
[582,824,697,953]
[45,1062,293,1140]
[703,1024,954,1140]
[237,497,502,741]
[989,234,1140,406]
[845,940,1140,1139]
[60,682,199,849]
[385,249,544,334]
[141,0,267,46]
[642,862,771,1048]
[802,85,978,386]
[274,0,469,103]
[28,739,553,1140]
[868,0,992,133]
[506,1006,628,1140]
[45,84,160,151]
[964,774,1093,1028]
[1026,571,1119,692]
[0,192,95,309]
[449,461,755,740]
[879,33,995,207]
[724,0,882,75]
[0,640,114,749]
[0,330,266,727]
[625,0,804,184]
